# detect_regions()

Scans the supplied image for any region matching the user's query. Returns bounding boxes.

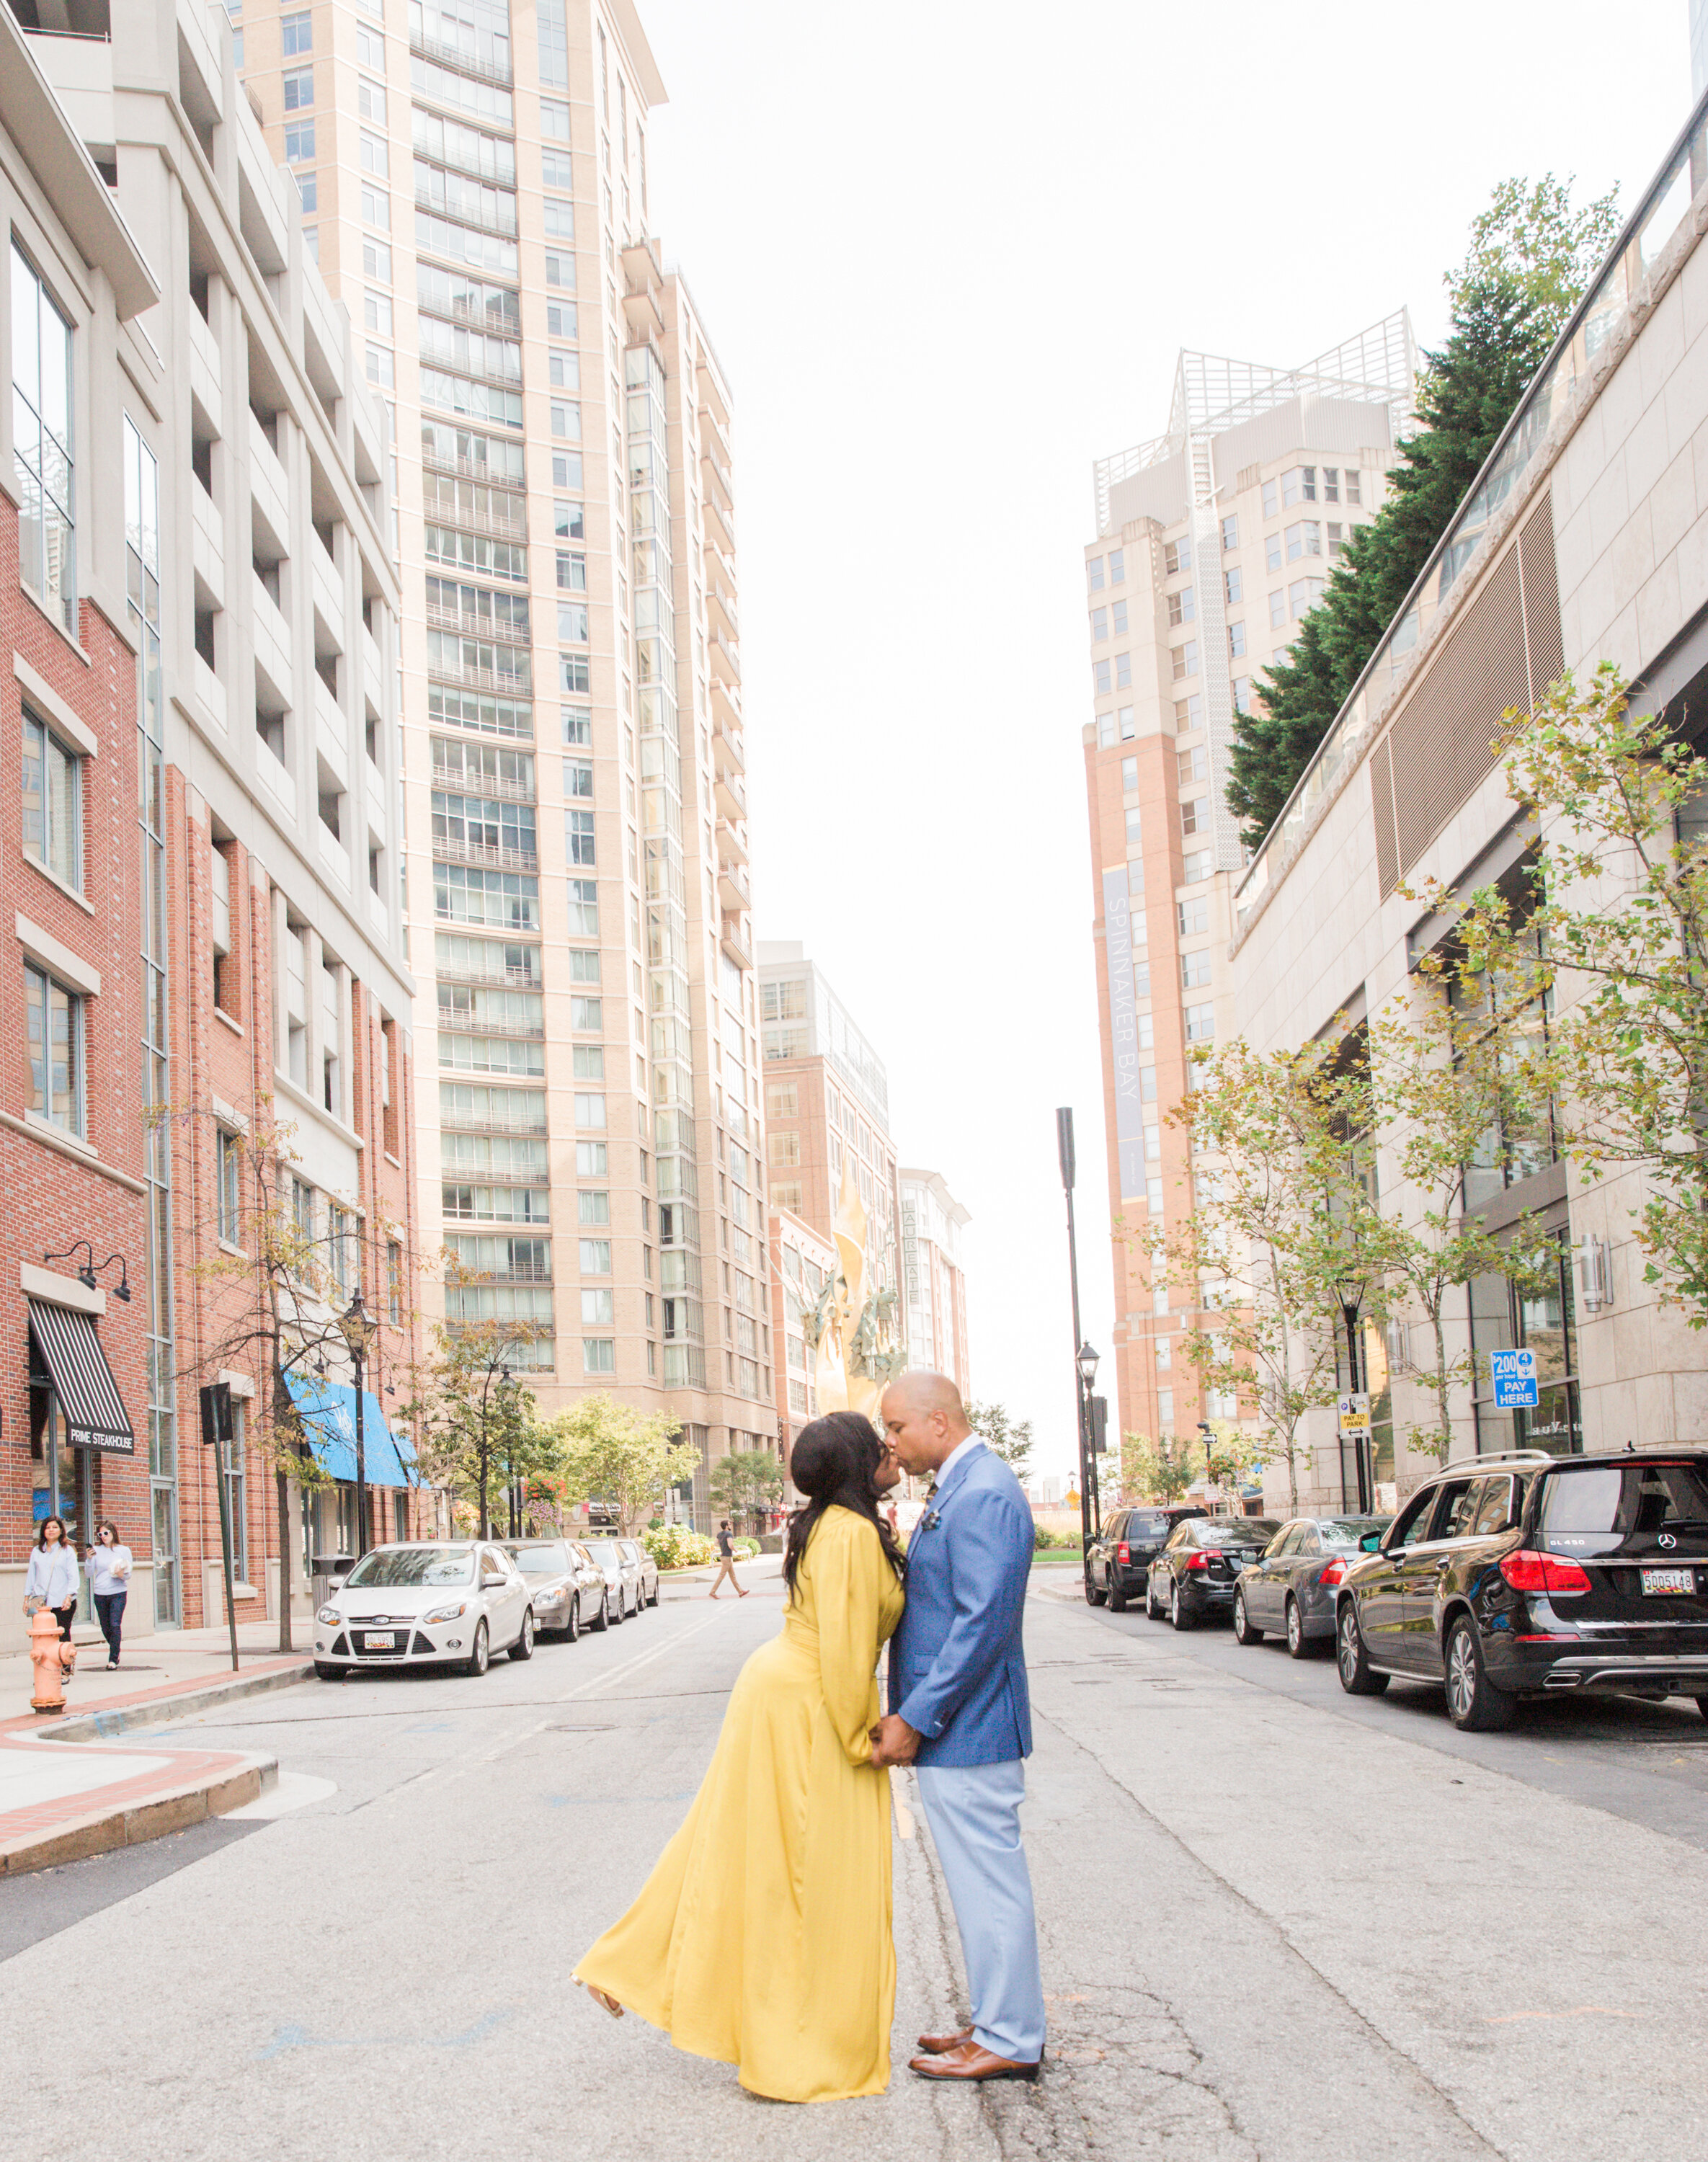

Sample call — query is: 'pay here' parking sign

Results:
[1490,1348,1539,1410]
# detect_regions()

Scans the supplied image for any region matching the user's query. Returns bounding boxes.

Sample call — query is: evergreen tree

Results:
[1227,179,1616,845]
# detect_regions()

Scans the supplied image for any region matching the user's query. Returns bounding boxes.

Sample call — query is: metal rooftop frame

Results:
[1093,309,1417,535]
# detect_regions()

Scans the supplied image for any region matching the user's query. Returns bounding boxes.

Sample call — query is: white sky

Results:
[636,0,1692,1480]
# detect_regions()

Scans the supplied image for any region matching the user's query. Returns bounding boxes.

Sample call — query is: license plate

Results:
[1641,1569,1695,1596]
[364,1630,396,1648]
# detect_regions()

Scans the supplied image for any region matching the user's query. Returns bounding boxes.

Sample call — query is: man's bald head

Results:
[881,1369,971,1477]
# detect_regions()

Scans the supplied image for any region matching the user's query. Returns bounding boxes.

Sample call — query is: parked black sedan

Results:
[1335,1447,1708,1730]
[1232,1516,1390,1657]
[1147,1516,1281,1629]
[1085,1505,1207,1611]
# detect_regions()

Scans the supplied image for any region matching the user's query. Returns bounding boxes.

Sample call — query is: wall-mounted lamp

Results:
[1576,1235,1613,1314]
[41,1242,130,1301]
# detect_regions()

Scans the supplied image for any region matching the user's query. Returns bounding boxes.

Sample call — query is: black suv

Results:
[1085,1505,1206,1611]
[1335,1447,1708,1730]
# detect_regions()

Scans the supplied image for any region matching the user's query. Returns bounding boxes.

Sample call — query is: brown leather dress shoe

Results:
[915,2026,974,2055]
[909,2040,1040,2082]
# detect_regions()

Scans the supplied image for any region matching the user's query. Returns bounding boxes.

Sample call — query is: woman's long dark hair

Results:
[782,1412,906,1599]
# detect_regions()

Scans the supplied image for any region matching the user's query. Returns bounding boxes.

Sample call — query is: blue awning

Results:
[283,1372,416,1488]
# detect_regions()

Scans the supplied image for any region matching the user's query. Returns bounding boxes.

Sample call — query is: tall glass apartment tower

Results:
[238,0,773,1511]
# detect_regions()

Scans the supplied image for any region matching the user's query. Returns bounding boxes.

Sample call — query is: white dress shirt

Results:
[932,1433,986,1492]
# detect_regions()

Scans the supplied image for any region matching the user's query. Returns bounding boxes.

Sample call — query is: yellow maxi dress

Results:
[575,1505,905,2101]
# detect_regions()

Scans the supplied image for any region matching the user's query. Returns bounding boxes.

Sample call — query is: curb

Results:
[23,1660,313,1745]
[0,1751,279,1879]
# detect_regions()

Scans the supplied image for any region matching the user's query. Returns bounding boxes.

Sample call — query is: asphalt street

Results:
[0,1567,1704,2161]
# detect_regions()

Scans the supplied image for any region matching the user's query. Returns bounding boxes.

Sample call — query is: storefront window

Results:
[1470,1227,1580,1455]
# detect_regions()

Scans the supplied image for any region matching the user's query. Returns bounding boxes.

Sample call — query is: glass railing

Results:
[1235,87,1708,930]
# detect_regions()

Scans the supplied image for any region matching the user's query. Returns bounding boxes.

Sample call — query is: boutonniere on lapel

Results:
[925,1510,941,1530]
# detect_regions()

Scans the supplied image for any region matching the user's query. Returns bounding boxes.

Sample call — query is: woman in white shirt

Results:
[86,1521,133,1670]
[24,1517,79,1650]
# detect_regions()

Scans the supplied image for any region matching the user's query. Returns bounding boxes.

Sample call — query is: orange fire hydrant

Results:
[28,1606,74,1713]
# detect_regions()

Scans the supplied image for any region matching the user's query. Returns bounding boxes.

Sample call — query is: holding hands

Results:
[868,1712,921,1769]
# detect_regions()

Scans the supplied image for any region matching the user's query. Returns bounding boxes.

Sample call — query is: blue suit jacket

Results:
[889,1441,1033,1768]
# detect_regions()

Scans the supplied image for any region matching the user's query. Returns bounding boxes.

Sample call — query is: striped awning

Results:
[27,1299,135,1455]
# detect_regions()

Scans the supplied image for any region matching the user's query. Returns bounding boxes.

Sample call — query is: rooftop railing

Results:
[1235,87,1708,933]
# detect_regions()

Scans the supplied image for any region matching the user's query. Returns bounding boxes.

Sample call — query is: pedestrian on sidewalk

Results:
[85,1521,133,1670]
[708,1521,747,1599]
[24,1517,79,1663]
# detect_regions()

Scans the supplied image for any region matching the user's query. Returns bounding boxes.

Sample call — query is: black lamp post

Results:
[1077,1338,1101,1539]
[339,1289,378,1559]
[1057,1108,1105,1567]
[1335,1278,1371,1513]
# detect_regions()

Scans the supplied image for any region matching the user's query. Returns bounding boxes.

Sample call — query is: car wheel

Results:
[463,1620,490,1678]
[1232,1590,1261,1645]
[313,1660,341,1681]
[1444,1615,1513,1732]
[1085,1569,1105,1606]
[1170,1579,1193,1632]
[1108,1573,1128,1614]
[1336,1601,1389,1696]
[509,1608,535,1662]
[610,1590,624,1624]
[564,1596,580,1644]
[1286,1597,1309,1660]
[589,1590,609,1633]
[1144,1574,1160,1620]
[648,1580,660,1608]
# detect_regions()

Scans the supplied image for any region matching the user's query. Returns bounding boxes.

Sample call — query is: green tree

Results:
[1116,1431,1195,1505]
[1227,176,1617,843]
[1501,665,1708,1320]
[551,1392,699,1534]
[965,1400,1035,1480]
[709,1448,785,1530]
[401,1305,553,1538]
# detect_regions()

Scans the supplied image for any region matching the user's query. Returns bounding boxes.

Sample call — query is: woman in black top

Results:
[708,1520,747,1599]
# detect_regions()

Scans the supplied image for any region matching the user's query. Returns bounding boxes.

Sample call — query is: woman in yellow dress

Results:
[574,1410,907,2102]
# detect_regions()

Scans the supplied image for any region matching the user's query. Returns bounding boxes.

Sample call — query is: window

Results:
[1232,675,1252,713]
[1163,538,1191,577]
[363,239,392,282]
[1261,479,1278,520]
[1328,521,1353,558]
[366,344,394,388]
[283,66,313,109]
[568,876,597,935]
[388,1240,402,1324]
[360,128,388,177]
[1176,744,1207,784]
[1137,1012,1153,1050]
[1180,796,1210,837]
[1186,1003,1215,1044]
[285,120,315,161]
[360,184,388,228]
[1181,949,1211,989]
[223,1400,247,1584]
[554,501,585,543]
[569,995,600,1033]
[1220,514,1239,551]
[1268,589,1286,628]
[563,757,592,799]
[1121,755,1138,793]
[358,76,386,123]
[356,22,383,68]
[574,1091,605,1128]
[1227,620,1246,659]
[582,1338,615,1374]
[297,174,319,215]
[1167,587,1195,627]
[1124,809,1142,851]
[1108,548,1124,582]
[12,246,75,633]
[1282,466,1316,505]
[1345,470,1362,506]
[1171,641,1198,682]
[768,1081,799,1118]
[1178,898,1209,936]
[1090,607,1107,641]
[281,9,311,53]
[1115,652,1131,690]
[1112,598,1128,635]
[26,964,81,1133]
[1093,659,1111,695]
[22,714,81,889]
[1224,566,1242,605]
[1183,850,1212,884]
[217,1130,241,1243]
[1289,577,1325,619]
[1087,556,1104,590]
[1265,531,1282,573]
[769,1129,800,1167]
[1147,1177,1165,1214]
[1174,694,1201,731]
[566,809,595,866]
[364,290,393,337]
[572,1044,603,1082]
[1322,467,1340,504]
[1284,520,1321,562]
[541,97,571,139]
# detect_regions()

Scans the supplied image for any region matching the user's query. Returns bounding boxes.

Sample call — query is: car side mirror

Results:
[1361,1534,1381,1552]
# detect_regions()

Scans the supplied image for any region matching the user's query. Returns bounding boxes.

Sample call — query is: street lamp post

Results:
[339,1289,378,1560]
[1077,1338,1100,1538]
[1336,1282,1371,1514]
[1056,1108,1105,1569]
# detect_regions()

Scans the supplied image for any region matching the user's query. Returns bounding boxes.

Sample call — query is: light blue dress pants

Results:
[914,1759,1046,2064]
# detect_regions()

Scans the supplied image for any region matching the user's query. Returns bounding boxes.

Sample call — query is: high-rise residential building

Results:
[4,0,423,1644]
[234,0,773,1513]
[899,1170,970,1398]
[1080,320,1415,1455]
[758,943,902,1320]
[768,1205,834,1483]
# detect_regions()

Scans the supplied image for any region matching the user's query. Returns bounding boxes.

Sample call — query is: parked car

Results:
[503,1539,606,1640]
[314,1542,535,1678]
[1232,1515,1391,1657]
[579,1536,645,1620]
[1147,1516,1281,1629]
[1085,1505,1208,1611]
[618,1537,661,1609]
[1334,1447,1708,1731]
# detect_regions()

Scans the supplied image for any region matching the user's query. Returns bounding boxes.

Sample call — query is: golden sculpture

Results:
[801,1160,904,1424]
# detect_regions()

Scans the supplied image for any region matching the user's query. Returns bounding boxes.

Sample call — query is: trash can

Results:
[311,1553,355,1613]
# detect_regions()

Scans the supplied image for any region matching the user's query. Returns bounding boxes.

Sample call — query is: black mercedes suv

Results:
[1335,1447,1708,1730]
[1085,1505,1206,1611]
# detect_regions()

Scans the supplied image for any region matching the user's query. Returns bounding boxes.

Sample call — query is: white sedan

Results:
[314,1542,535,1678]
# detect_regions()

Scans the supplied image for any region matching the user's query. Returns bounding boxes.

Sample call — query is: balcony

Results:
[440,1106,549,1136]
[436,955,542,988]
[710,629,741,688]
[699,402,732,473]
[414,179,517,239]
[424,600,529,646]
[311,540,344,654]
[248,412,289,543]
[706,582,737,640]
[704,489,735,552]
[720,915,753,969]
[188,302,221,417]
[713,717,746,773]
[430,764,535,804]
[711,673,742,731]
[697,358,729,431]
[718,857,750,911]
[700,450,733,513]
[251,574,291,699]
[409,27,512,84]
[714,763,746,820]
[191,482,223,604]
[704,538,737,591]
[623,280,665,344]
[432,836,539,873]
[716,814,748,868]
[457,1260,553,1284]
[427,649,532,696]
[435,1008,545,1038]
[422,491,528,543]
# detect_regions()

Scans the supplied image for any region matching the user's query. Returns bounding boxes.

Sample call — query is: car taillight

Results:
[1116,1542,1131,1563]
[1185,1552,1214,1572]
[1317,1559,1347,1586]
[1499,1549,1592,1596]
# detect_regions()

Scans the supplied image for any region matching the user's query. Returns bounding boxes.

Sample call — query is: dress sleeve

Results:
[809,1516,886,1767]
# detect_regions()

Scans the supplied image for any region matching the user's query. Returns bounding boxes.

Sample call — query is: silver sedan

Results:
[617,1538,660,1609]
[579,1536,644,1620]
[502,1539,607,1639]
[1232,1516,1392,1658]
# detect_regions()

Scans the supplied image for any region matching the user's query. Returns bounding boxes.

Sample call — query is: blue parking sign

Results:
[1491,1348,1539,1410]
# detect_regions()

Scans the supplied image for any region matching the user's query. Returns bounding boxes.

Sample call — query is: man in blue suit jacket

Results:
[871,1371,1044,2083]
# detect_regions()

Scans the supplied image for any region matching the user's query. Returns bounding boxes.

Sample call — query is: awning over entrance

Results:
[27,1299,135,1454]
[283,1371,415,1487]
